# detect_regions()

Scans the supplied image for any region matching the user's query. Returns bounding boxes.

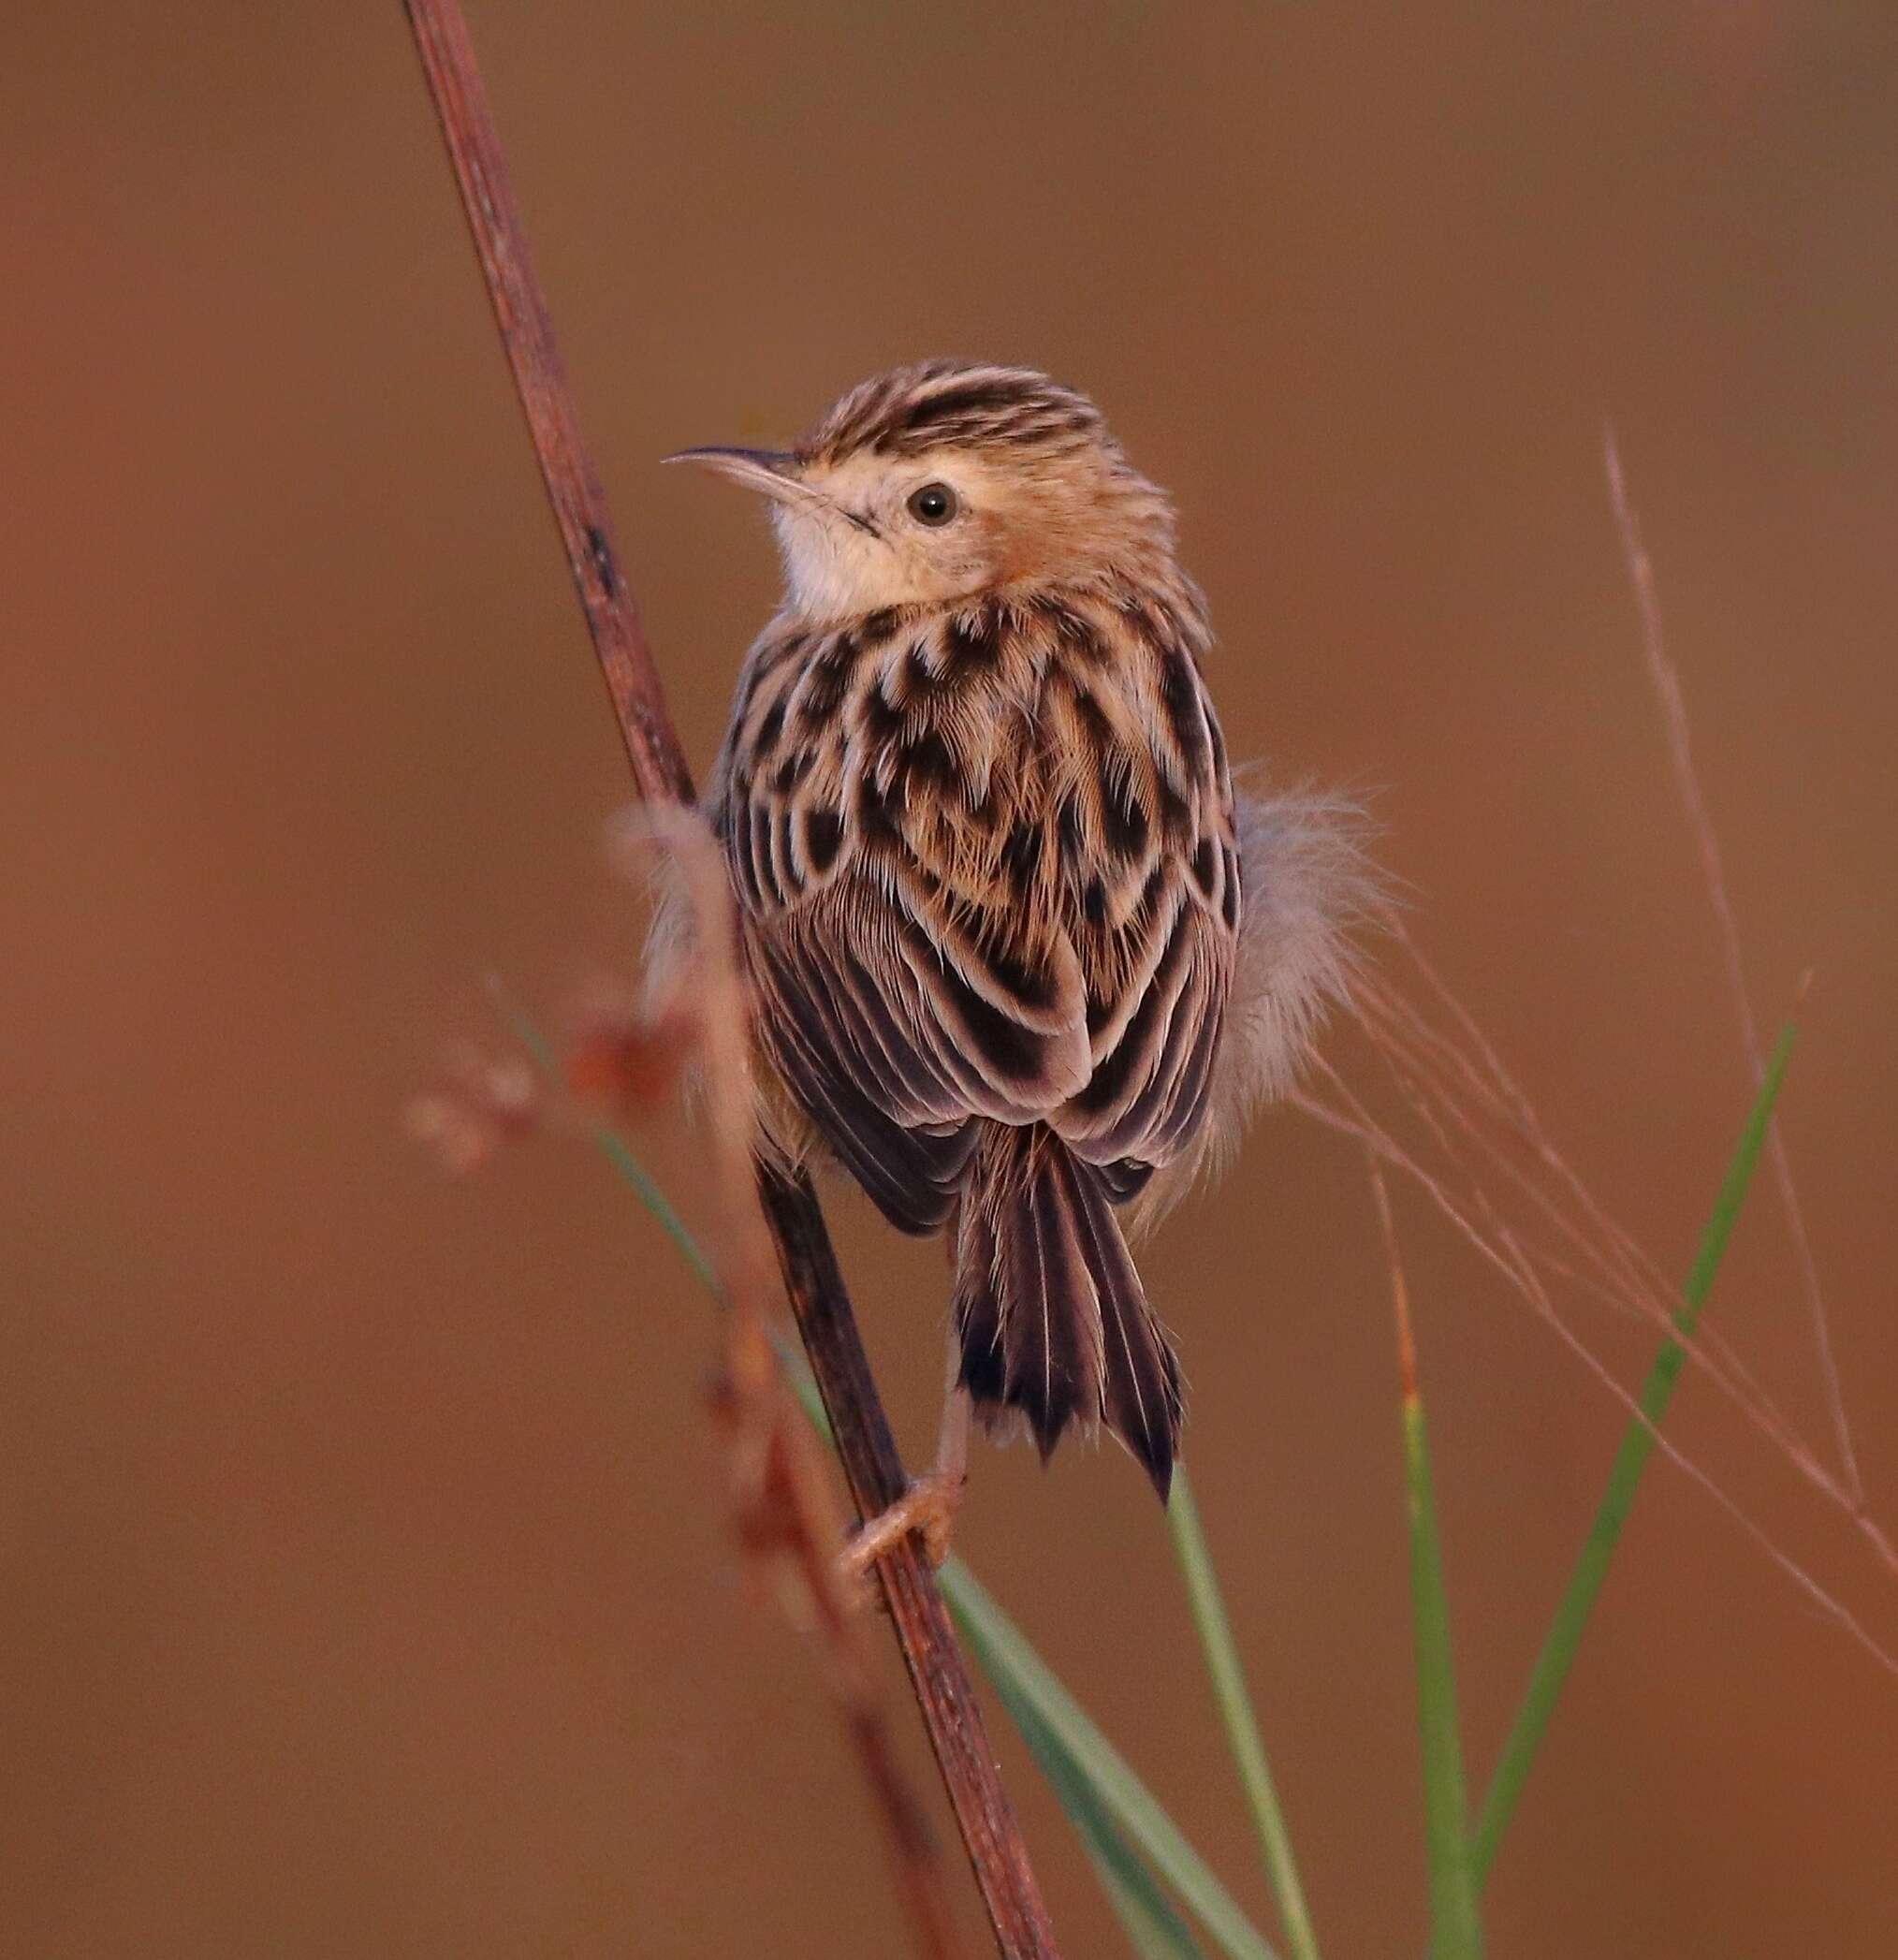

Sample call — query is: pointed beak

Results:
[662,446,813,505]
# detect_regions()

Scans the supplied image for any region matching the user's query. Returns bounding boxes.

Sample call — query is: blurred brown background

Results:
[6,4,1897,1954]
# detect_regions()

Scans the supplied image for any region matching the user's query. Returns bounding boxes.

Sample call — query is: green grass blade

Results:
[944,1559,1282,1960]
[1166,1467,1322,1960]
[988,1662,1205,1960]
[493,1001,1273,1960]
[1091,1858,1209,1960]
[1089,1856,1209,1960]
[1470,1019,1798,1885]
[1402,1381,1484,1960]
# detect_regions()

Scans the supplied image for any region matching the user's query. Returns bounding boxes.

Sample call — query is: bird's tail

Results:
[953,1124,1184,1499]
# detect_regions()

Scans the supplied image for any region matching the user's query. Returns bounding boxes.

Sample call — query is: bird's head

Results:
[667,361,1179,620]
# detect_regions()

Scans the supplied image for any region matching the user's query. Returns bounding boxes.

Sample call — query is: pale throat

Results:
[771,506,981,621]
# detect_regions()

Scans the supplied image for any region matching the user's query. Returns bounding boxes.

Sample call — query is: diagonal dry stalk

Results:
[1604,431,1865,1514]
[1292,936,1898,1675]
[629,811,960,1960]
[1355,937,1873,1529]
[400,6,1060,1953]
[1320,455,1898,1602]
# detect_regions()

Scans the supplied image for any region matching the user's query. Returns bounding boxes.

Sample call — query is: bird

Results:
[664,360,1371,1573]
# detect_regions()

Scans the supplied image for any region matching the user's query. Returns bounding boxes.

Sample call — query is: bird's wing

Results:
[714,609,1092,1231]
[1033,598,1242,1176]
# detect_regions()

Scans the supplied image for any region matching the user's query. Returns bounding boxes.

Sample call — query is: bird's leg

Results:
[839,1382,971,1585]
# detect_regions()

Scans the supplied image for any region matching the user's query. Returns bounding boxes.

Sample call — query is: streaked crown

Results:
[802,360,1109,467]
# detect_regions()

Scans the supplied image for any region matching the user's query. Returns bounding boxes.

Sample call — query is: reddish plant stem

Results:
[400,6,1059,1953]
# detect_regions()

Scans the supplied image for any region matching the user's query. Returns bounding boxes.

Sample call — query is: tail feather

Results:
[953,1124,1183,1498]
[1062,1156,1183,1493]
[953,1206,1007,1408]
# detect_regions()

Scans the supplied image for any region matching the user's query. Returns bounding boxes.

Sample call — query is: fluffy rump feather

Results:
[1128,777,1384,1234]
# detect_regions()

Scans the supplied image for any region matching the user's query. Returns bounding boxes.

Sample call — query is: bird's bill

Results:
[663,446,816,506]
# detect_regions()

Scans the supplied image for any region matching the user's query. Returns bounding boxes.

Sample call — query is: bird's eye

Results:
[906,481,959,527]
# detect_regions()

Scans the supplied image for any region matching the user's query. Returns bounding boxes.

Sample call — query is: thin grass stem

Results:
[1166,1468,1322,1960]
[1369,1161,1482,1960]
[1402,1392,1483,1960]
[1470,1018,1798,1882]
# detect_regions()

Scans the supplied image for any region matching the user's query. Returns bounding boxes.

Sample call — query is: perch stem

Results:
[402,6,1060,1952]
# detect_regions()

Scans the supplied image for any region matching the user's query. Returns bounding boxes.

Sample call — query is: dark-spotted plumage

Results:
[709,565,1237,1493]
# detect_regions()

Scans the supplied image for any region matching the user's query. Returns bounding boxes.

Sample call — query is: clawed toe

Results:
[837,1470,967,1594]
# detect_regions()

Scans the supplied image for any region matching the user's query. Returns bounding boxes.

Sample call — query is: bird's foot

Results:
[838,1468,967,1594]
